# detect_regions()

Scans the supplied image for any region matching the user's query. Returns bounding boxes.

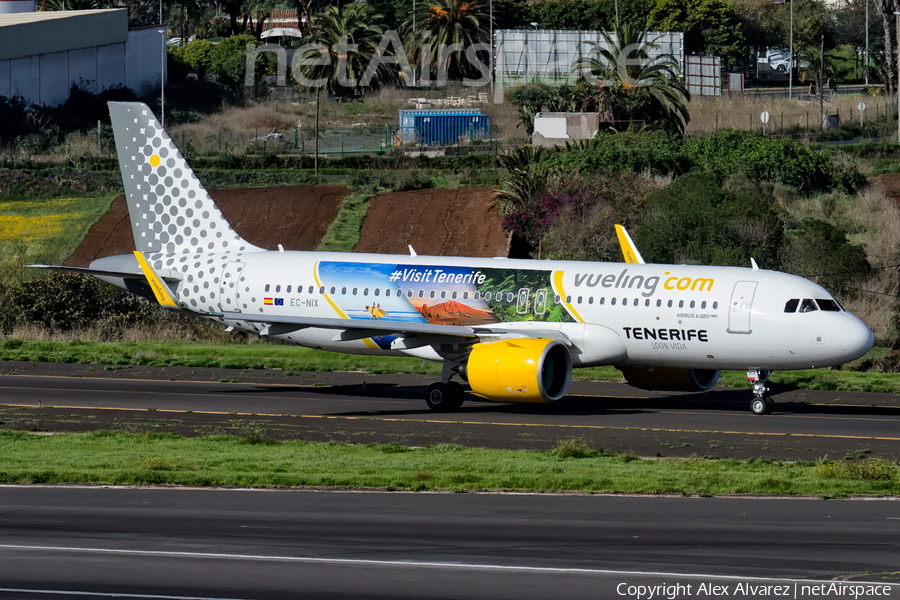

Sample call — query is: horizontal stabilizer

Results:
[26,264,181,282]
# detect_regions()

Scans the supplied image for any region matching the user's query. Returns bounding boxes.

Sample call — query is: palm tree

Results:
[571,22,690,135]
[297,3,391,97]
[406,0,491,82]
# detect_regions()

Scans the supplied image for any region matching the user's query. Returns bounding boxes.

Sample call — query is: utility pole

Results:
[789,0,793,99]
[314,86,320,176]
[896,12,900,142]
[819,34,824,130]
[866,0,869,85]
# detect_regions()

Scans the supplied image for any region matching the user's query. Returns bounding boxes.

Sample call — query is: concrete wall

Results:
[0,26,163,106]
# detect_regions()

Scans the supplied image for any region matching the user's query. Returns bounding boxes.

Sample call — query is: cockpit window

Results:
[784,299,799,313]
[799,298,818,313]
[816,298,841,312]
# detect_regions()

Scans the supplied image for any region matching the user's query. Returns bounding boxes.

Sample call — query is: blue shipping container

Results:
[398,109,490,145]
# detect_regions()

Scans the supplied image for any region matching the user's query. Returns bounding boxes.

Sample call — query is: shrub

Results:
[551,438,602,459]
[684,130,865,193]
[779,218,872,293]
[814,458,897,481]
[635,173,787,267]
[544,130,690,176]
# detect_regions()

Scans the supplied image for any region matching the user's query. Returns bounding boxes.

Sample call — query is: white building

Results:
[0,9,165,107]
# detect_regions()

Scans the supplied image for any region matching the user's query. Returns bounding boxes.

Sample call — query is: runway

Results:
[2,364,900,461]
[0,486,898,599]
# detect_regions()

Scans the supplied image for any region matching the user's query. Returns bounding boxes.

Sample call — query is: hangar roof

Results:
[0,9,128,61]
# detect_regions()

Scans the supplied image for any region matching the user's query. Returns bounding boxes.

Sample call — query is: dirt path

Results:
[354,187,508,257]
[66,185,350,266]
[66,185,508,266]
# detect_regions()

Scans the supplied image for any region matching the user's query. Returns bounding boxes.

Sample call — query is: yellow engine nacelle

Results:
[460,338,572,403]
[619,367,721,392]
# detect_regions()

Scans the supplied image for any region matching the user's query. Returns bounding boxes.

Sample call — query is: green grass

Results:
[0,339,441,374]
[0,431,895,496]
[1,340,898,393]
[316,192,373,252]
[0,193,116,282]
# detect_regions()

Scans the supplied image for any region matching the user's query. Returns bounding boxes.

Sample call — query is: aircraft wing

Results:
[211,312,573,346]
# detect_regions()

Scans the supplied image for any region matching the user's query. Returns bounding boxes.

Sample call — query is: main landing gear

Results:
[747,369,774,415]
[425,362,466,411]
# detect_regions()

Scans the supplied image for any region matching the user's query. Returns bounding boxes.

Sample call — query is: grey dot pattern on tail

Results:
[110,103,261,256]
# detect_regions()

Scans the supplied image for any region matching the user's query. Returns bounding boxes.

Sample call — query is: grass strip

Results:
[0,431,896,497]
[316,192,373,252]
[2,339,899,393]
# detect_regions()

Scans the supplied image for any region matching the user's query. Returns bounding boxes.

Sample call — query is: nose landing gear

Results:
[747,369,774,415]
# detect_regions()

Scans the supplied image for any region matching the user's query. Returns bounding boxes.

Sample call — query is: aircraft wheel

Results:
[426,382,464,411]
[750,397,771,415]
[448,381,466,407]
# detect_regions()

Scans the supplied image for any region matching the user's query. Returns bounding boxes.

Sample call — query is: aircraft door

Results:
[727,281,757,334]
[219,261,246,312]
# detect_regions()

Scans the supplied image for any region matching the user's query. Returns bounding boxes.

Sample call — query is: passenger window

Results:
[701,301,706,309]
[265,284,270,292]
[554,294,560,303]
[287,285,292,293]
[418,290,424,298]
[341,287,347,295]
[429,290,436,299]
[633,298,639,306]
[656,299,661,307]
[474,291,481,300]
[452,291,458,299]
[645,299,650,307]
[463,292,469,300]
[276,285,281,292]
[364,288,369,296]
[678,300,684,308]
[667,300,673,308]
[353,288,358,295]
[309,286,314,294]
[441,291,447,299]
[318,286,324,294]
[816,298,841,312]
[611,297,617,306]
[599,297,605,305]
[576,296,582,304]
[330,287,336,294]
[566,295,572,303]
[690,300,695,308]
[713,301,718,309]
[800,298,818,313]
[588,297,593,304]
[385,289,392,297]
[507,292,514,303]
[374,288,380,297]
[784,299,799,313]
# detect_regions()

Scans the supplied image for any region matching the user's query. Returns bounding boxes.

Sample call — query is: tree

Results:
[405,0,491,82]
[571,22,690,135]
[647,0,745,70]
[296,3,392,97]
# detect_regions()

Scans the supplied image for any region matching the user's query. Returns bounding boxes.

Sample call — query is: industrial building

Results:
[0,8,165,106]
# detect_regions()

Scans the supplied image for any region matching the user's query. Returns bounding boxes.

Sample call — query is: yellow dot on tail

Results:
[149,155,161,167]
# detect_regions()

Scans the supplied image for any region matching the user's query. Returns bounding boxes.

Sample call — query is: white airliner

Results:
[33,103,874,415]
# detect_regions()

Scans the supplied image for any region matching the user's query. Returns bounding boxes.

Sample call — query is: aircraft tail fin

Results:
[614,224,645,264]
[108,102,263,255]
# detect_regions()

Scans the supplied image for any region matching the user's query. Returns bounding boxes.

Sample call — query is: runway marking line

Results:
[0,588,247,600]
[0,543,898,586]
[4,403,900,442]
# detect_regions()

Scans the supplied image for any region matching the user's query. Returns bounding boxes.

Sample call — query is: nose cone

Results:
[840,317,874,361]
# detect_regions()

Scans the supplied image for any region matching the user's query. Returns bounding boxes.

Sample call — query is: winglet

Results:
[750,257,759,271]
[408,244,417,257]
[614,225,645,264]
[133,251,179,307]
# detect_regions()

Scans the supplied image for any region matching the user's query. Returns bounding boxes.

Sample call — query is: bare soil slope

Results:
[66,185,508,266]
[872,173,900,206]
[354,187,508,257]
[66,185,350,266]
